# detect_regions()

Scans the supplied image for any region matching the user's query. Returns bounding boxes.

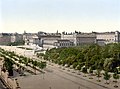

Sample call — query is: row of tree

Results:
[0,48,46,76]
[44,43,120,72]
[40,43,120,87]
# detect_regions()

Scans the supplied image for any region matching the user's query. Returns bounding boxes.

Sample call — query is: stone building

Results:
[11,33,23,43]
[61,32,96,46]
[38,32,61,49]
[54,39,74,48]
[0,33,11,45]
[96,31,120,45]
[23,33,42,46]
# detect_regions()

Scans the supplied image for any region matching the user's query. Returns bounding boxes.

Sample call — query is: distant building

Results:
[11,33,23,42]
[96,31,120,45]
[96,39,105,46]
[22,31,120,49]
[61,32,96,46]
[23,31,61,49]
[0,33,11,45]
[29,35,41,46]
[38,32,61,50]
[23,33,42,46]
[54,39,74,48]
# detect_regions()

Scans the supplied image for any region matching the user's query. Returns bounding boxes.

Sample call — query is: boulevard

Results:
[0,46,119,89]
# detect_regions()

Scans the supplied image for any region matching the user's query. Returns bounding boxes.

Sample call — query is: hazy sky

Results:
[0,0,120,33]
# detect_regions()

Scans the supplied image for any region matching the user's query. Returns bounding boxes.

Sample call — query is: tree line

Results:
[43,43,120,72]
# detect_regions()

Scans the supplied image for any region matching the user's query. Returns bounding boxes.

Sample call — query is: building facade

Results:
[24,32,61,49]
[38,33,61,49]
[0,33,11,45]
[54,39,74,48]
[22,31,120,49]
[11,33,23,43]
[61,33,96,46]
[23,33,42,46]
[96,31,120,45]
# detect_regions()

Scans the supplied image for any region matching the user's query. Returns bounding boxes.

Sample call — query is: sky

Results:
[0,0,120,33]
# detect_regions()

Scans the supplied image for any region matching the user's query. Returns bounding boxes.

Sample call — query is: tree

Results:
[3,58,14,76]
[43,43,120,76]
[103,71,111,84]
[82,67,87,77]
[89,67,93,79]
[103,58,112,71]
[96,69,101,82]
[90,55,100,66]
[72,62,78,69]
[37,53,44,58]
[23,57,29,73]
[32,61,38,74]
[77,63,84,75]
[113,73,119,88]
[77,63,83,71]
[39,62,46,70]
[39,62,46,79]
[113,67,119,74]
